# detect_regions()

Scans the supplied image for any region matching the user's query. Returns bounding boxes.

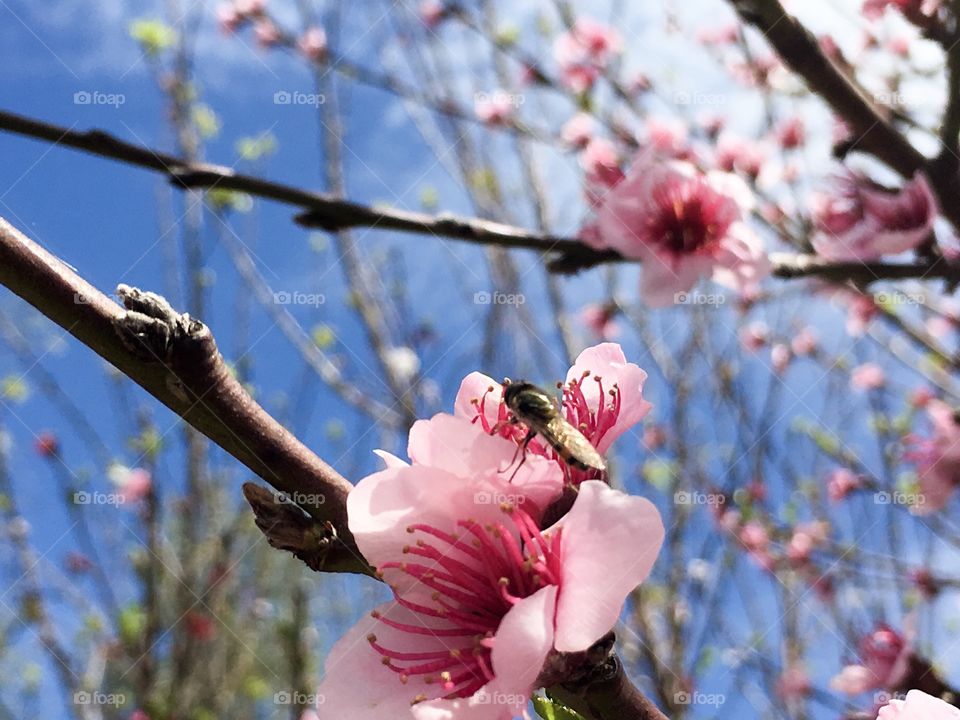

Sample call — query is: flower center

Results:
[646,178,733,257]
[367,505,562,703]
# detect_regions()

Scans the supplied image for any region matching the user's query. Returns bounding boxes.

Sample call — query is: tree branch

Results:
[729,0,960,231]
[0,216,370,575]
[5,108,960,284]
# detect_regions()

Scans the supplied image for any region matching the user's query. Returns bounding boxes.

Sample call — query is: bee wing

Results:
[543,416,606,471]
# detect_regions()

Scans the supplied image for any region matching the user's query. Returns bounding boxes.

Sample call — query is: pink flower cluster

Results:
[582,148,770,307]
[553,18,623,93]
[317,344,664,719]
[903,399,960,514]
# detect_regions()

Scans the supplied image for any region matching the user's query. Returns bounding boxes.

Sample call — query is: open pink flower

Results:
[580,138,624,202]
[593,150,770,307]
[863,0,942,22]
[320,467,664,719]
[811,171,937,261]
[879,690,960,719]
[832,624,912,696]
[455,343,651,484]
[904,399,960,514]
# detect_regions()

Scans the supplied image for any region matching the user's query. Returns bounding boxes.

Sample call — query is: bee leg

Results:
[507,429,537,482]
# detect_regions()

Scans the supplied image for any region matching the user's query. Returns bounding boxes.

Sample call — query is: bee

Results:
[501,379,606,475]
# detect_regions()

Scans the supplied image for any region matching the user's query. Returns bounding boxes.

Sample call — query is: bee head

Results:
[502,380,538,410]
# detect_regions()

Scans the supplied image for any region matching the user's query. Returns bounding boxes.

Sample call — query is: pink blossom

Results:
[253,18,281,48]
[696,24,739,46]
[559,64,601,94]
[475,91,515,126]
[777,665,812,700]
[643,424,667,451]
[456,343,651,484]
[592,150,770,307]
[580,138,624,195]
[771,343,791,375]
[320,459,664,718]
[234,0,266,16]
[811,171,937,261]
[828,468,863,503]
[909,387,934,408]
[561,112,596,148]
[775,116,806,150]
[216,4,243,33]
[553,18,622,69]
[108,465,152,505]
[419,0,445,28]
[34,431,59,458]
[739,321,769,352]
[553,18,622,93]
[904,399,960,514]
[878,690,960,719]
[643,117,690,159]
[739,521,769,552]
[832,624,913,696]
[887,36,912,57]
[851,363,886,391]
[297,26,327,62]
[579,302,620,340]
[791,327,818,356]
[863,0,942,21]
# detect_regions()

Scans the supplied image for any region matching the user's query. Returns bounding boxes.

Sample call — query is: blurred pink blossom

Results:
[851,363,886,391]
[827,468,863,503]
[591,149,769,307]
[561,112,596,148]
[811,171,937,261]
[475,91,515,125]
[904,399,960,513]
[297,26,327,62]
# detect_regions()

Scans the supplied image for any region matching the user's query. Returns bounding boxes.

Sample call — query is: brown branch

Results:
[5,109,960,284]
[550,653,670,720]
[0,216,370,575]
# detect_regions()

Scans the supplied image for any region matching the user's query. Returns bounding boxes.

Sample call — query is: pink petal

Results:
[317,602,449,719]
[491,585,557,696]
[829,664,877,695]
[454,372,502,427]
[566,344,652,454]
[551,481,664,652]
[877,690,960,719]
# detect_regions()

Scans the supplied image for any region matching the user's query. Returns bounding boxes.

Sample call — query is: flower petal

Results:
[318,602,449,720]
[552,481,664,652]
